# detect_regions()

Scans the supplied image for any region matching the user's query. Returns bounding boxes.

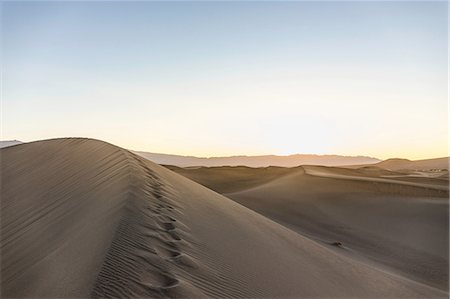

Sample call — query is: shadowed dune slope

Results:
[164,165,296,193]
[169,164,449,193]
[225,166,449,292]
[1,139,447,298]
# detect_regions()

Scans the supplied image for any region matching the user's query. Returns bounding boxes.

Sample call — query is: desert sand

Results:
[344,157,449,171]
[1,138,448,298]
[374,157,449,171]
[171,164,449,294]
[0,140,22,149]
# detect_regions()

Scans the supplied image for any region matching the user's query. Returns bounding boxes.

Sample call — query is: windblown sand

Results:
[1,139,448,298]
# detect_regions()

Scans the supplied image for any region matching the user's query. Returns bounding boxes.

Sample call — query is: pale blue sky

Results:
[2,1,448,159]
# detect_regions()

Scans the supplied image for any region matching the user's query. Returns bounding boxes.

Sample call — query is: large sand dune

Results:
[1,138,447,298]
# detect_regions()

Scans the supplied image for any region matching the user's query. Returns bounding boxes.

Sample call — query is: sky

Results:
[2,1,448,160]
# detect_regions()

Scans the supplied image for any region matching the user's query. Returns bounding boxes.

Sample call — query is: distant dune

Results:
[1,138,446,298]
[135,151,380,167]
[0,140,23,148]
[373,157,449,171]
[164,165,296,193]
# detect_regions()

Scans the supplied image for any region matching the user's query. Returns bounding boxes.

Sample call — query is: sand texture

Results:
[171,164,449,295]
[1,139,448,298]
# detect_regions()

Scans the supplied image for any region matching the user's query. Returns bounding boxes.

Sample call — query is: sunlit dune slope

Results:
[1,139,446,298]
[350,157,449,171]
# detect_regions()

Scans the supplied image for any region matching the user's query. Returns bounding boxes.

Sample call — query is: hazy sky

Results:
[2,2,448,159]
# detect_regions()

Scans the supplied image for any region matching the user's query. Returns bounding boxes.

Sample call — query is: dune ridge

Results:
[1,138,447,298]
[303,165,449,191]
[374,157,449,171]
[0,140,23,148]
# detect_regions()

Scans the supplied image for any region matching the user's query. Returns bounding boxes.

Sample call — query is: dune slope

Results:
[1,139,446,298]
[374,157,449,171]
[164,165,296,193]
[226,166,449,292]
[0,140,23,148]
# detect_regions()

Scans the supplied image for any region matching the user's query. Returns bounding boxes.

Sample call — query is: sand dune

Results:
[304,165,449,191]
[168,164,449,193]
[169,165,449,293]
[367,157,449,171]
[164,165,296,193]
[0,140,23,148]
[226,167,449,291]
[1,138,446,298]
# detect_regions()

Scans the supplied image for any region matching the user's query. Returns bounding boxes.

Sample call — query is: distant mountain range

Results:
[3,140,446,169]
[134,151,381,167]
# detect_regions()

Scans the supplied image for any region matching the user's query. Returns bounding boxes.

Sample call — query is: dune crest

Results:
[374,157,449,171]
[1,138,447,298]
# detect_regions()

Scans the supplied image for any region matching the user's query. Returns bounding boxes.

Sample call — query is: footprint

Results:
[141,270,179,290]
[169,253,199,269]
[166,230,182,241]
[156,215,176,223]
[159,222,176,230]
[155,244,182,259]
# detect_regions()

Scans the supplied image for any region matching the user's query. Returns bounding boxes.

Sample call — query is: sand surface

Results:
[164,165,295,193]
[1,139,448,298]
[346,157,449,171]
[0,140,23,148]
[170,164,449,294]
[376,157,449,170]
